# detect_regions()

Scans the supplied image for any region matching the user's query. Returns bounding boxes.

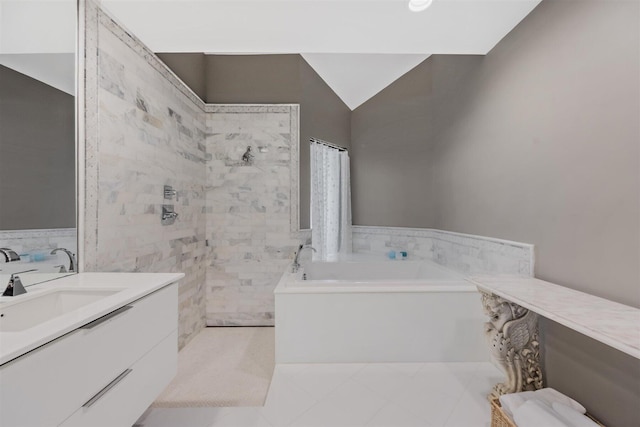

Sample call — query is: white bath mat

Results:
[152,327,275,408]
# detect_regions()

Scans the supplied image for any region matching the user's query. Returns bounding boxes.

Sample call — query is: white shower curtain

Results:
[310,141,352,261]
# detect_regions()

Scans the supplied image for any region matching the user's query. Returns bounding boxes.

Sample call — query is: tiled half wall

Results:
[353,226,535,276]
[83,1,207,348]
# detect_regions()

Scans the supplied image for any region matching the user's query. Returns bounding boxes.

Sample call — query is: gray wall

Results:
[351,1,640,425]
[351,57,436,228]
[298,58,352,230]
[204,54,300,103]
[157,53,206,99]
[156,54,352,229]
[0,65,75,230]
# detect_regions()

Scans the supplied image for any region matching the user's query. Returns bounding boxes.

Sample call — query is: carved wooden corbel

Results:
[480,290,544,398]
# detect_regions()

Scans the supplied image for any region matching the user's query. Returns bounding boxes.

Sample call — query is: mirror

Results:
[0,0,78,287]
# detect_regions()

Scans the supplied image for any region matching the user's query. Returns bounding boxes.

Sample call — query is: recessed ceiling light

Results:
[408,0,433,12]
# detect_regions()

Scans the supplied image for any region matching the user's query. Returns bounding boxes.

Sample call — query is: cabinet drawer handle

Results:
[82,369,133,408]
[81,305,133,329]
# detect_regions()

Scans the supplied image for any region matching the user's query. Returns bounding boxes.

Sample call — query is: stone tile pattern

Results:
[0,228,77,258]
[352,226,534,276]
[83,1,207,348]
[205,105,303,326]
[79,0,99,270]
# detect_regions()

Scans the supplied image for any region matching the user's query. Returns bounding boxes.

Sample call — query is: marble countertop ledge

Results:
[0,272,184,366]
[468,275,640,360]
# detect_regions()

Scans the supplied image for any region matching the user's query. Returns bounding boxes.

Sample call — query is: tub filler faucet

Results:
[0,248,20,262]
[292,244,316,272]
[51,248,77,273]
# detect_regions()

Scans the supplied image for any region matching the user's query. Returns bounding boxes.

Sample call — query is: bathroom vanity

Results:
[0,272,183,427]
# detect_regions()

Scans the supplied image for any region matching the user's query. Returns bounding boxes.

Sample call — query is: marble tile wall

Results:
[352,226,534,276]
[83,1,207,348]
[352,226,433,260]
[205,105,303,326]
[0,228,77,260]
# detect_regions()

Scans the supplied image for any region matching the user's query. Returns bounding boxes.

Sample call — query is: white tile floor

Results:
[138,362,502,427]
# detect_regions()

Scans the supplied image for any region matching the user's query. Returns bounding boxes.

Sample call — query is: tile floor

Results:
[137,362,502,427]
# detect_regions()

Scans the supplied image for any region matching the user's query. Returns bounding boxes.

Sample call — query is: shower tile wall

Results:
[205,105,302,326]
[352,226,534,276]
[83,1,207,348]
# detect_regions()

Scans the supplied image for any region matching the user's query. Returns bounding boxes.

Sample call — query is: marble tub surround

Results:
[205,105,303,326]
[352,226,434,260]
[0,229,78,280]
[0,272,183,365]
[0,228,77,260]
[352,226,534,276]
[470,275,640,360]
[82,0,207,348]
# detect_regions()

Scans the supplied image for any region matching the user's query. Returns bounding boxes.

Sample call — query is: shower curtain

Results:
[310,140,352,261]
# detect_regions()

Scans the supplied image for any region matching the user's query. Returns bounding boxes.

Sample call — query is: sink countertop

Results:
[0,272,184,366]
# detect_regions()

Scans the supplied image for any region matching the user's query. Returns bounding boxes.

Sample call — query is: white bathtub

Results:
[274,257,489,363]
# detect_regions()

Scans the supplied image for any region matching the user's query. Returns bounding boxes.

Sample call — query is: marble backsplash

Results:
[0,228,77,261]
[352,226,534,276]
[205,105,303,326]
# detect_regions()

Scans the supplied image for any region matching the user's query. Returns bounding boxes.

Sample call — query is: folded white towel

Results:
[552,402,600,427]
[499,387,587,420]
[500,391,537,419]
[513,399,571,427]
[537,388,586,414]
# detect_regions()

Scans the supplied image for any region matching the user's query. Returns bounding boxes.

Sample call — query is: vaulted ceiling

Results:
[0,0,76,94]
[102,0,541,109]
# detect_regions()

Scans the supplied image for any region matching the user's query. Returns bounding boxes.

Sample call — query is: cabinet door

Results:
[0,327,86,427]
[0,283,178,427]
[80,283,177,397]
[60,330,177,427]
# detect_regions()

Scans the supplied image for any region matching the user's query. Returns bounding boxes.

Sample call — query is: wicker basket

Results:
[490,398,517,427]
[490,397,606,427]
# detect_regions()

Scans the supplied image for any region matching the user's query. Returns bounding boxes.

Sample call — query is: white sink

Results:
[0,288,124,332]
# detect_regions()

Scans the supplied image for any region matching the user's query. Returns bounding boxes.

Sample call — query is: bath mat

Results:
[152,327,275,408]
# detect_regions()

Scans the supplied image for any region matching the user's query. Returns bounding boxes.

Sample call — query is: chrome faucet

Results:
[292,244,316,272]
[2,270,37,296]
[54,265,67,273]
[0,248,20,262]
[51,248,77,273]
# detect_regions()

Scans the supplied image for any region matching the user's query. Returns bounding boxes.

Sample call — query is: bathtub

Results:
[274,257,490,363]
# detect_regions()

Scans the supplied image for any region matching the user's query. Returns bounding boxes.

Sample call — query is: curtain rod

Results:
[310,137,347,152]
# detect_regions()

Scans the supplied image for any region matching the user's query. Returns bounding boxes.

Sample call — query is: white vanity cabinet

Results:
[0,281,178,427]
